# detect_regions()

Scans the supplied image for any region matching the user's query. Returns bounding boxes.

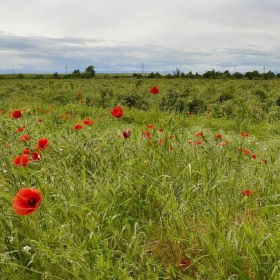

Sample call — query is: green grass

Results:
[1,78,280,279]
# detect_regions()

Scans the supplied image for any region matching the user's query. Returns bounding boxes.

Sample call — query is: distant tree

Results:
[185,71,195,78]
[17,73,24,79]
[84,65,95,78]
[262,71,276,80]
[232,72,243,79]
[245,70,260,80]
[72,69,81,78]
[223,70,231,78]
[173,68,181,77]
[203,70,217,79]
[53,72,60,79]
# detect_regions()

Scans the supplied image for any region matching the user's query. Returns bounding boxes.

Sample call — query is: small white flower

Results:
[22,245,31,252]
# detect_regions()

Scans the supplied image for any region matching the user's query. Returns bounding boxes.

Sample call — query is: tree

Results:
[84,65,95,78]
[245,70,260,80]
[53,72,59,79]
[173,68,181,77]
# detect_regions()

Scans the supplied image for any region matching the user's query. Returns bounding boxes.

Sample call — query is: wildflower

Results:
[188,139,193,145]
[150,86,160,94]
[220,141,230,146]
[251,153,257,159]
[263,159,268,164]
[111,106,123,118]
[32,151,41,161]
[240,132,249,137]
[36,138,49,150]
[14,154,29,167]
[242,189,253,196]
[22,245,32,252]
[242,149,250,155]
[195,140,202,146]
[215,133,222,139]
[158,139,165,146]
[19,134,30,142]
[195,131,202,138]
[74,124,82,130]
[142,131,151,139]
[123,128,131,139]
[147,124,154,129]
[158,127,164,133]
[180,259,190,267]
[17,127,24,132]
[82,118,94,126]
[12,188,42,216]
[12,110,22,119]
[23,148,30,155]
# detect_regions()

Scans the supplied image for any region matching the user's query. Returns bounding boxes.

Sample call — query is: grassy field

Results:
[1,77,280,279]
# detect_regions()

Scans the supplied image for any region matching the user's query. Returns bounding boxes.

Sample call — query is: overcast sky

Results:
[0,0,279,74]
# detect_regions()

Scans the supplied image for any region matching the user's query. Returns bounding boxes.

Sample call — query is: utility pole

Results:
[66,65,68,75]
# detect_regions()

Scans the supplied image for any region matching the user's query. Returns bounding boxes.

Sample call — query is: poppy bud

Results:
[123,128,131,139]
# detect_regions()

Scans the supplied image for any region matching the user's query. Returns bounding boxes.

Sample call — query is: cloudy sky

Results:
[0,0,279,74]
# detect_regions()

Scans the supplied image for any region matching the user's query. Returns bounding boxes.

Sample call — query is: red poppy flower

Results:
[123,128,131,139]
[195,131,202,138]
[82,118,94,125]
[142,131,151,139]
[17,127,24,132]
[12,188,42,216]
[242,149,250,155]
[12,110,22,119]
[195,140,202,146]
[158,139,165,146]
[32,151,41,161]
[150,86,160,94]
[111,106,123,118]
[19,134,30,142]
[147,124,154,129]
[242,189,253,196]
[14,154,29,167]
[158,127,164,133]
[180,259,190,267]
[36,138,49,150]
[215,133,222,139]
[23,148,30,155]
[74,124,82,130]
[240,132,249,137]
[251,153,257,159]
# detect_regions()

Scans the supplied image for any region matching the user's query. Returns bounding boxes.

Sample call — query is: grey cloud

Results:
[0,32,280,74]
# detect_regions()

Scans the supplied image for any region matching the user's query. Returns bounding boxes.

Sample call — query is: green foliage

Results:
[1,78,280,279]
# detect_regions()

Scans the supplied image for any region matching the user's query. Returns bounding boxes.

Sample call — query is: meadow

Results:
[1,77,280,279]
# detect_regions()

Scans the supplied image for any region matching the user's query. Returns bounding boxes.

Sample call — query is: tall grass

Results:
[1,78,280,279]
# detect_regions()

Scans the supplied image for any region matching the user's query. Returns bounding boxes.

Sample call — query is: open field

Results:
[1,77,280,279]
